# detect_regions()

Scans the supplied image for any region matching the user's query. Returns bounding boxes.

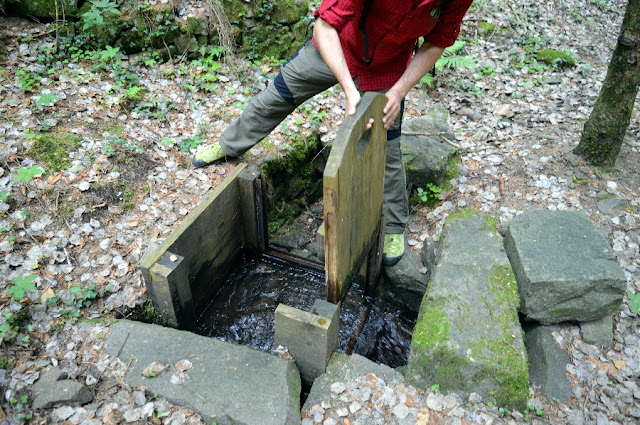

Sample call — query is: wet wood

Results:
[324,93,387,303]
[238,168,267,253]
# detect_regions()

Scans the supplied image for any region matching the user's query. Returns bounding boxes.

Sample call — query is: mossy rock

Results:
[12,0,79,18]
[272,0,308,24]
[536,49,576,67]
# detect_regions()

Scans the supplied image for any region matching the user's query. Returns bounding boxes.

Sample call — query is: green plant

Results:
[0,353,13,370]
[7,274,37,303]
[417,183,443,204]
[421,40,476,88]
[487,401,494,408]
[431,383,439,392]
[82,0,121,31]
[628,289,640,315]
[180,135,204,153]
[28,133,80,172]
[60,284,98,320]
[15,69,41,92]
[35,93,60,107]
[12,166,44,185]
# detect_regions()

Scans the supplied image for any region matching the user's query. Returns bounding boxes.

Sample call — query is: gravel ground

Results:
[1,0,639,424]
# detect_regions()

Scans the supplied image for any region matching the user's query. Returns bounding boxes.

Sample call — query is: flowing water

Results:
[191,255,414,368]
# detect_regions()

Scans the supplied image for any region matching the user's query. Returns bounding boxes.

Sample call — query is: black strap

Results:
[359,0,375,64]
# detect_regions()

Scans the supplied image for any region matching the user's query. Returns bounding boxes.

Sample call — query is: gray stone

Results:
[405,211,529,408]
[50,406,76,422]
[104,320,300,425]
[504,210,626,324]
[401,105,458,188]
[303,353,401,411]
[597,198,629,215]
[382,240,428,313]
[580,315,614,349]
[524,325,573,402]
[420,237,438,272]
[33,367,93,409]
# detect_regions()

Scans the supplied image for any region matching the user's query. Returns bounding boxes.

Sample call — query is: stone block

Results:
[525,325,572,402]
[105,320,300,425]
[504,210,627,324]
[405,210,529,408]
[580,315,614,349]
[303,353,401,411]
[274,300,339,385]
[401,105,458,189]
[32,367,93,409]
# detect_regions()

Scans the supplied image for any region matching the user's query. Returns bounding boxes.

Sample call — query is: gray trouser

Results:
[220,39,408,234]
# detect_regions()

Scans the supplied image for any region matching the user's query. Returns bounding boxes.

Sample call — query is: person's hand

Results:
[345,89,374,131]
[383,89,403,129]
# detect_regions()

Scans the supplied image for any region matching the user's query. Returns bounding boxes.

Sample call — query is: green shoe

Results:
[383,233,405,266]
[192,143,227,168]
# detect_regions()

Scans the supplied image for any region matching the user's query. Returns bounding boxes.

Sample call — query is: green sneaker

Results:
[192,143,227,168]
[383,233,405,266]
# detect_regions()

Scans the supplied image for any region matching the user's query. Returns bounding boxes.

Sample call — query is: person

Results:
[193,0,474,266]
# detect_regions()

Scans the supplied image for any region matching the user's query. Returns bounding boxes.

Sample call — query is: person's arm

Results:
[313,17,361,116]
[383,42,444,129]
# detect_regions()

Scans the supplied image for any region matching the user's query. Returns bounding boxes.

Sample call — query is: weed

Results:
[487,401,494,408]
[180,135,204,153]
[12,166,44,185]
[7,274,38,302]
[35,93,60,108]
[60,284,98,321]
[417,183,443,205]
[431,383,440,392]
[82,0,121,32]
[15,69,41,92]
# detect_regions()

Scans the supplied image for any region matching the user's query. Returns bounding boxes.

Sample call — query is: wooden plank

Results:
[148,251,195,328]
[238,168,267,253]
[139,164,248,320]
[324,93,387,303]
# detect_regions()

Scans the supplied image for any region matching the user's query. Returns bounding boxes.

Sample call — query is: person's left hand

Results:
[383,89,403,130]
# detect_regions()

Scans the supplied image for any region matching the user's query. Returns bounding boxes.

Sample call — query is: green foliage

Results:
[35,93,60,107]
[103,136,144,157]
[0,353,13,370]
[60,284,98,320]
[416,183,443,206]
[82,0,121,31]
[421,41,476,88]
[180,135,204,153]
[431,383,440,392]
[477,21,496,35]
[28,133,81,172]
[7,274,37,302]
[98,45,121,62]
[628,289,640,315]
[12,166,44,185]
[15,69,41,92]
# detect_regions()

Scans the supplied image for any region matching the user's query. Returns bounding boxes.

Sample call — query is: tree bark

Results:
[574,0,640,167]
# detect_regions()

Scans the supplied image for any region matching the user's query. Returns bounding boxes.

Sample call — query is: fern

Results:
[421,40,476,88]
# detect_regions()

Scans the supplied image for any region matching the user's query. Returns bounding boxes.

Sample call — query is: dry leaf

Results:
[613,360,626,370]
[126,219,140,228]
[39,287,56,304]
[47,173,62,185]
[142,362,167,377]
[175,359,193,372]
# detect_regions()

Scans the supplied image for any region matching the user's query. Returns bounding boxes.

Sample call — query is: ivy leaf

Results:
[36,93,60,107]
[8,274,38,302]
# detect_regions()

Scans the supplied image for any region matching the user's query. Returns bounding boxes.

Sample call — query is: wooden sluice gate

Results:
[138,92,388,384]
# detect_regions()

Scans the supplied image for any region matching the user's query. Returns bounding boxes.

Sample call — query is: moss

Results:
[483,215,498,237]
[477,21,496,35]
[536,49,576,67]
[468,265,528,409]
[272,0,308,24]
[444,208,480,226]
[0,353,13,370]
[28,133,81,173]
[410,297,450,352]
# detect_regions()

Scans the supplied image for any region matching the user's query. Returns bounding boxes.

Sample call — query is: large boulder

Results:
[504,210,627,324]
[405,210,529,408]
[381,239,428,313]
[401,104,459,189]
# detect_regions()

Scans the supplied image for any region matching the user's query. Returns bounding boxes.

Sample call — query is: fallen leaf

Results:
[39,287,56,304]
[47,173,62,185]
[175,359,193,372]
[142,361,167,377]
[126,219,140,228]
[613,360,626,370]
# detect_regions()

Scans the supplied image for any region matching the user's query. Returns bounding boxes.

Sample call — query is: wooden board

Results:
[323,93,387,303]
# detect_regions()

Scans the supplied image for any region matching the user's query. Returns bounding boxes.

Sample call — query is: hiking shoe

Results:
[192,143,227,168]
[382,233,405,266]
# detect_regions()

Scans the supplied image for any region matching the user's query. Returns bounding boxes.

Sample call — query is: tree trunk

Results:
[574,0,640,167]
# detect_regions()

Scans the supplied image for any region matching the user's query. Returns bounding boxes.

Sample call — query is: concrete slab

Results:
[104,320,300,425]
[504,210,626,324]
